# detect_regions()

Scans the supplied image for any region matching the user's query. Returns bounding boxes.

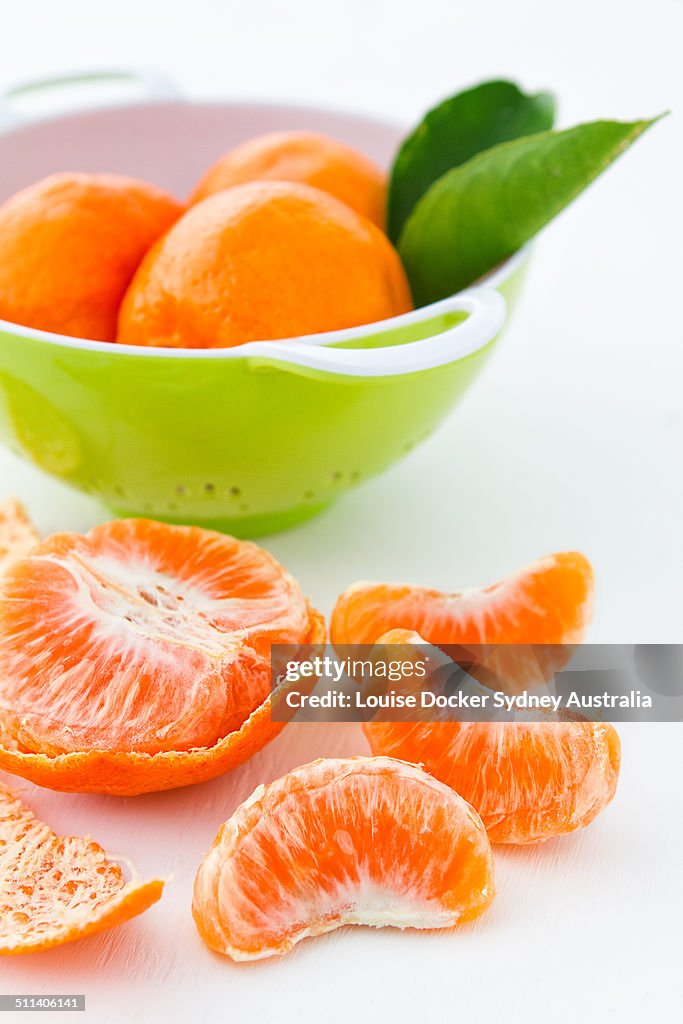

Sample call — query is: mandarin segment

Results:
[365,627,620,843]
[0,173,183,343]
[192,756,494,961]
[190,130,388,227]
[364,715,620,844]
[0,782,163,955]
[117,181,412,349]
[0,518,325,794]
[331,552,594,649]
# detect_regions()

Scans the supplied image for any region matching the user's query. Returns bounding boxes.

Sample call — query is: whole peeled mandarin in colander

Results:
[189,130,388,228]
[0,173,184,343]
[116,181,413,349]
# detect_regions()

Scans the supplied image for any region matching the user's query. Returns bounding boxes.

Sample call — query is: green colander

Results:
[0,70,527,536]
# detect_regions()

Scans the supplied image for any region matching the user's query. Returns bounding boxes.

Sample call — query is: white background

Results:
[0,1,681,1021]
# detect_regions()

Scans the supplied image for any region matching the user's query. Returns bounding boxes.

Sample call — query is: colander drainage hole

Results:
[204,483,216,494]
[175,485,186,496]
[229,486,242,497]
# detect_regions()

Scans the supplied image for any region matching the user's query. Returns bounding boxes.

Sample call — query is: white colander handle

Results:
[0,68,180,127]
[246,288,506,378]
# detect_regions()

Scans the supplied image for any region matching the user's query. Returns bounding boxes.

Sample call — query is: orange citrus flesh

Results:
[364,629,621,844]
[0,687,315,797]
[331,552,594,648]
[0,499,39,577]
[192,756,494,961]
[0,518,325,795]
[0,173,183,343]
[117,181,412,349]
[0,782,163,955]
[190,130,387,227]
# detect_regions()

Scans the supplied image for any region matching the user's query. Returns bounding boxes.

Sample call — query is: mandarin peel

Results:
[0,782,163,955]
[0,498,40,577]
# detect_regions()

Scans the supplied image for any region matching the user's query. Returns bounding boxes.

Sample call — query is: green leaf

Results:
[399,117,660,306]
[387,80,556,242]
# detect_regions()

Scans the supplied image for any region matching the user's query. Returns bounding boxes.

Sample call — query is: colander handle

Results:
[246,288,506,378]
[0,68,180,127]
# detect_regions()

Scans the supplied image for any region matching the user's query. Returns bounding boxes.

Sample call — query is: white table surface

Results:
[1,1,681,1021]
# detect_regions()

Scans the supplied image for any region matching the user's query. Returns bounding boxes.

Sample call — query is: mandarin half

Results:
[0,518,324,794]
